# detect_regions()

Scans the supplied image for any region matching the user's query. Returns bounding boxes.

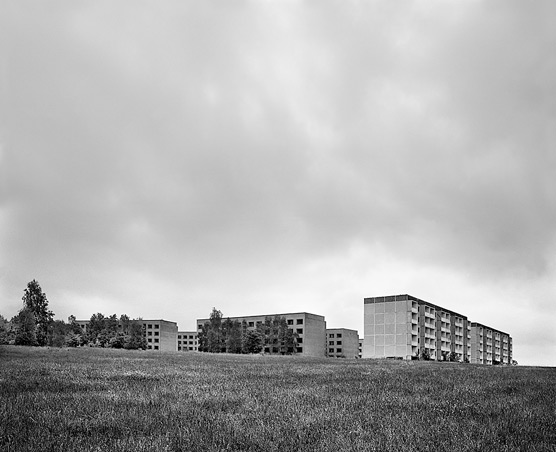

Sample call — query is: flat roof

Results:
[197,312,325,323]
[470,322,510,337]
[364,294,468,319]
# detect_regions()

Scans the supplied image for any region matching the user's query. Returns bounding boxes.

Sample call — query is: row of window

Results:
[329,348,342,354]
[145,324,160,329]
[329,340,342,345]
[178,335,196,340]
[328,333,342,338]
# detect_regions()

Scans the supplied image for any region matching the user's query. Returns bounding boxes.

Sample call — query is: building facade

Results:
[363,294,472,362]
[196,312,326,357]
[470,322,512,365]
[75,318,178,352]
[178,331,199,351]
[326,328,359,359]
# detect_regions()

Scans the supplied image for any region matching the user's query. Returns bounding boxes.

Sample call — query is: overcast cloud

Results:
[1,0,555,365]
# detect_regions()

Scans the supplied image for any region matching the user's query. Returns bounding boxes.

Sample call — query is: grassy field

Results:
[0,346,554,451]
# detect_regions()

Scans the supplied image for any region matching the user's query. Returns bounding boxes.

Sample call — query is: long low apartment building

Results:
[75,319,178,352]
[196,312,326,357]
[363,294,511,364]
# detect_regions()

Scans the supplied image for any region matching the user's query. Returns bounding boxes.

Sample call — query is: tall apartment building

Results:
[470,322,512,365]
[75,318,178,352]
[326,328,359,359]
[363,294,471,362]
[196,312,326,357]
[178,331,199,351]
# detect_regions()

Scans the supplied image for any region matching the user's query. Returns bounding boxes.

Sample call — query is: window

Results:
[154,346,159,350]
[287,319,293,325]
[329,341,334,345]
[329,333,335,338]
[296,347,303,353]
[296,328,303,334]
[297,338,303,344]
[148,324,152,329]
[148,338,152,342]
[337,341,342,345]
[329,348,334,353]
[154,331,159,336]
[154,324,160,329]
[154,339,159,343]
[296,319,303,325]
[248,322,254,327]
[178,346,182,351]
[336,348,342,353]
[148,331,152,336]
[337,333,342,338]
[189,335,194,339]
[178,335,182,339]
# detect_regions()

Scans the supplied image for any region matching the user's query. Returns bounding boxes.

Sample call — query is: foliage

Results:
[13,308,37,346]
[84,313,145,349]
[0,315,15,345]
[0,347,554,452]
[198,309,298,355]
[21,280,54,346]
[448,351,459,362]
[420,348,431,361]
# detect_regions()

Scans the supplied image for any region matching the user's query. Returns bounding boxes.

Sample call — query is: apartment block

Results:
[326,328,359,359]
[470,322,512,365]
[196,312,326,357]
[178,331,199,351]
[363,294,471,362]
[143,320,178,351]
[75,318,178,352]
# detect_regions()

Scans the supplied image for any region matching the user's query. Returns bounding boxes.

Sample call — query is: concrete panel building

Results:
[75,318,178,352]
[470,322,512,365]
[143,320,178,351]
[326,328,359,359]
[178,331,198,351]
[196,312,326,357]
[363,294,471,362]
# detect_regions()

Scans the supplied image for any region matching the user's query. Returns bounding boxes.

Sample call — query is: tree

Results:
[448,351,459,362]
[14,308,37,346]
[243,329,263,354]
[47,320,69,347]
[21,280,54,346]
[420,348,431,361]
[0,314,15,345]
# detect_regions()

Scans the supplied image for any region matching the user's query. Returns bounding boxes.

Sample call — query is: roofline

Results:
[196,312,325,322]
[364,294,468,319]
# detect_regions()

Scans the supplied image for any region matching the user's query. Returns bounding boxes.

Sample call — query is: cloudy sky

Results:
[1,1,555,365]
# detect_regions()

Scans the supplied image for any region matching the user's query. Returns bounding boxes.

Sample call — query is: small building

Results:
[178,331,199,351]
[326,328,359,359]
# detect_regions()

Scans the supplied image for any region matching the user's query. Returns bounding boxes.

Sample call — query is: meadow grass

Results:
[0,346,554,451]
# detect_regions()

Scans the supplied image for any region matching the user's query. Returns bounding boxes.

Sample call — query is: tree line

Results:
[198,308,300,355]
[0,280,146,349]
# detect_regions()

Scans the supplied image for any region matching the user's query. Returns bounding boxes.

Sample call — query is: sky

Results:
[1,1,555,366]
